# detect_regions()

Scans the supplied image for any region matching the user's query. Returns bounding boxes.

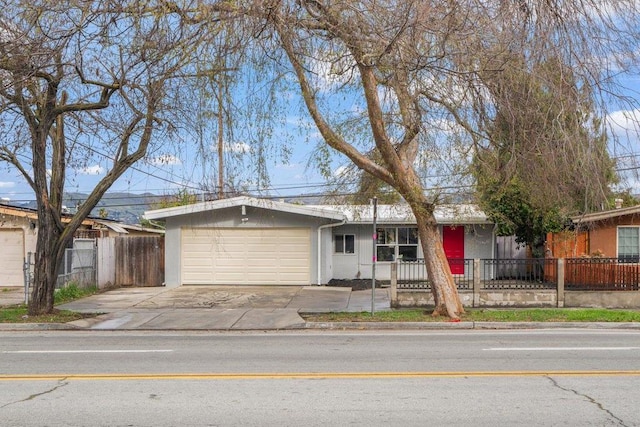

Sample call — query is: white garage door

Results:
[0,229,25,286]
[181,228,311,285]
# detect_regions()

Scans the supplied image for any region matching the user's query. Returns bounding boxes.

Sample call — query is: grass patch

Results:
[0,305,91,323]
[0,283,99,324]
[54,283,98,305]
[302,308,640,323]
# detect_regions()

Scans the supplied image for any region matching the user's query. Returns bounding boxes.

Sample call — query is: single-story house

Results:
[0,203,163,286]
[143,196,495,288]
[547,204,640,261]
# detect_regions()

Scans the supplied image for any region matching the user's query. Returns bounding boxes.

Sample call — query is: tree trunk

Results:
[412,204,465,319]
[28,209,72,316]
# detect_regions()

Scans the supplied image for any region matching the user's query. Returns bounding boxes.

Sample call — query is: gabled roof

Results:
[143,196,346,221]
[143,196,490,225]
[572,205,640,224]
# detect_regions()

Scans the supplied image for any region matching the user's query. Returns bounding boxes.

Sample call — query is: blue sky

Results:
[1,75,640,207]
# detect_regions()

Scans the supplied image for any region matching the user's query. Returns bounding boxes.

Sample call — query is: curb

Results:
[2,321,640,332]
[0,323,80,331]
[302,321,475,330]
[302,321,640,330]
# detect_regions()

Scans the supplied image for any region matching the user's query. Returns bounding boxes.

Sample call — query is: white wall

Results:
[96,237,116,288]
[330,223,495,281]
[0,216,38,286]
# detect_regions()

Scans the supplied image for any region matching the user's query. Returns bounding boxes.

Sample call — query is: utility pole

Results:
[371,197,377,315]
[216,81,225,200]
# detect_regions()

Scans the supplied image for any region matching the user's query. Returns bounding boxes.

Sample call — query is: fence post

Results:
[23,253,31,305]
[557,258,565,308]
[92,244,97,287]
[390,261,397,307]
[473,259,480,308]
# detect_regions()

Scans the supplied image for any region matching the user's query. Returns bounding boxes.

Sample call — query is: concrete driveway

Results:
[0,287,25,307]
[54,285,390,330]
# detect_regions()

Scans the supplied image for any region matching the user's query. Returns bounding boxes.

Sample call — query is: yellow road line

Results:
[2,371,640,381]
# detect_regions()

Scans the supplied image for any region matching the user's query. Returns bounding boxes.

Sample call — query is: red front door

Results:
[443,226,465,274]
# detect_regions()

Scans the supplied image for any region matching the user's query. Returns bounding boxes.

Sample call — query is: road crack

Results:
[1,379,69,409]
[546,376,627,426]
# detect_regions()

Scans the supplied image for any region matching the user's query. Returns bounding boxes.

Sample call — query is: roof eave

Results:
[143,196,345,221]
[572,205,640,224]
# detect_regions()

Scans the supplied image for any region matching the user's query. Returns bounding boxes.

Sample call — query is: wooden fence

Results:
[114,236,164,287]
[564,258,640,291]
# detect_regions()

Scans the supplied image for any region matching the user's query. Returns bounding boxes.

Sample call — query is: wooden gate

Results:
[115,236,164,287]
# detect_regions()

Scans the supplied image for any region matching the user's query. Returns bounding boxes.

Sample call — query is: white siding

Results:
[0,229,24,286]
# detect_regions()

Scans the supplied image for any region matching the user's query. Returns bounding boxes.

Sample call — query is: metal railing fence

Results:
[396,257,640,291]
[481,258,557,289]
[397,258,472,290]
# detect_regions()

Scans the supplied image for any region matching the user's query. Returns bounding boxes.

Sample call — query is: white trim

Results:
[334,233,356,255]
[317,219,346,285]
[144,196,345,221]
[617,225,640,261]
[144,196,490,225]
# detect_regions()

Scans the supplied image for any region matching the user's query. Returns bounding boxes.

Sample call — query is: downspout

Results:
[317,218,347,286]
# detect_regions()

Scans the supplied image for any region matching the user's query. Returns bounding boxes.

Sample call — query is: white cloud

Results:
[146,154,182,166]
[333,165,350,178]
[606,109,640,144]
[0,181,15,188]
[77,165,105,175]
[206,141,251,155]
[307,50,358,92]
[225,142,251,154]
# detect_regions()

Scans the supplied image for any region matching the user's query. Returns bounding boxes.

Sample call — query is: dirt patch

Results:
[327,279,390,291]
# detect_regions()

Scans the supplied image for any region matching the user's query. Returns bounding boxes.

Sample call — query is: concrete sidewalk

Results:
[54,285,391,330]
[6,285,640,331]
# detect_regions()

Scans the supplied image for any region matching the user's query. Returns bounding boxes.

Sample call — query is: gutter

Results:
[317,218,347,286]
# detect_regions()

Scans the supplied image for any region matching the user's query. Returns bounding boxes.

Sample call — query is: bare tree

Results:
[0,0,231,314]
[235,0,640,318]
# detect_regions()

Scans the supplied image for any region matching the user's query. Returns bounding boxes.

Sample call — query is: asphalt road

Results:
[2,330,640,426]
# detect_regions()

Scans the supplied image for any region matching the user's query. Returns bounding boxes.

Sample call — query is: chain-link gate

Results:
[22,241,97,304]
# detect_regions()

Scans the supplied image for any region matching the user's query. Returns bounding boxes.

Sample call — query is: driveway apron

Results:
[57,285,390,330]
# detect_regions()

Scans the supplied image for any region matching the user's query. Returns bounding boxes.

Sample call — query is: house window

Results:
[335,234,355,254]
[618,227,640,262]
[376,227,418,261]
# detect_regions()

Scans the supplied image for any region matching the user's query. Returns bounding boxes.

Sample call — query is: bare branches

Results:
[0,0,244,314]
[273,9,395,185]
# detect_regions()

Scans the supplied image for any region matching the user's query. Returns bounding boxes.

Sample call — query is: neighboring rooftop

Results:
[572,204,640,224]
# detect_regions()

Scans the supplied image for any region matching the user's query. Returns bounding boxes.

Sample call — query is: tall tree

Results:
[473,56,617,250]
[0,0,231,314]
[236,0,639,319]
